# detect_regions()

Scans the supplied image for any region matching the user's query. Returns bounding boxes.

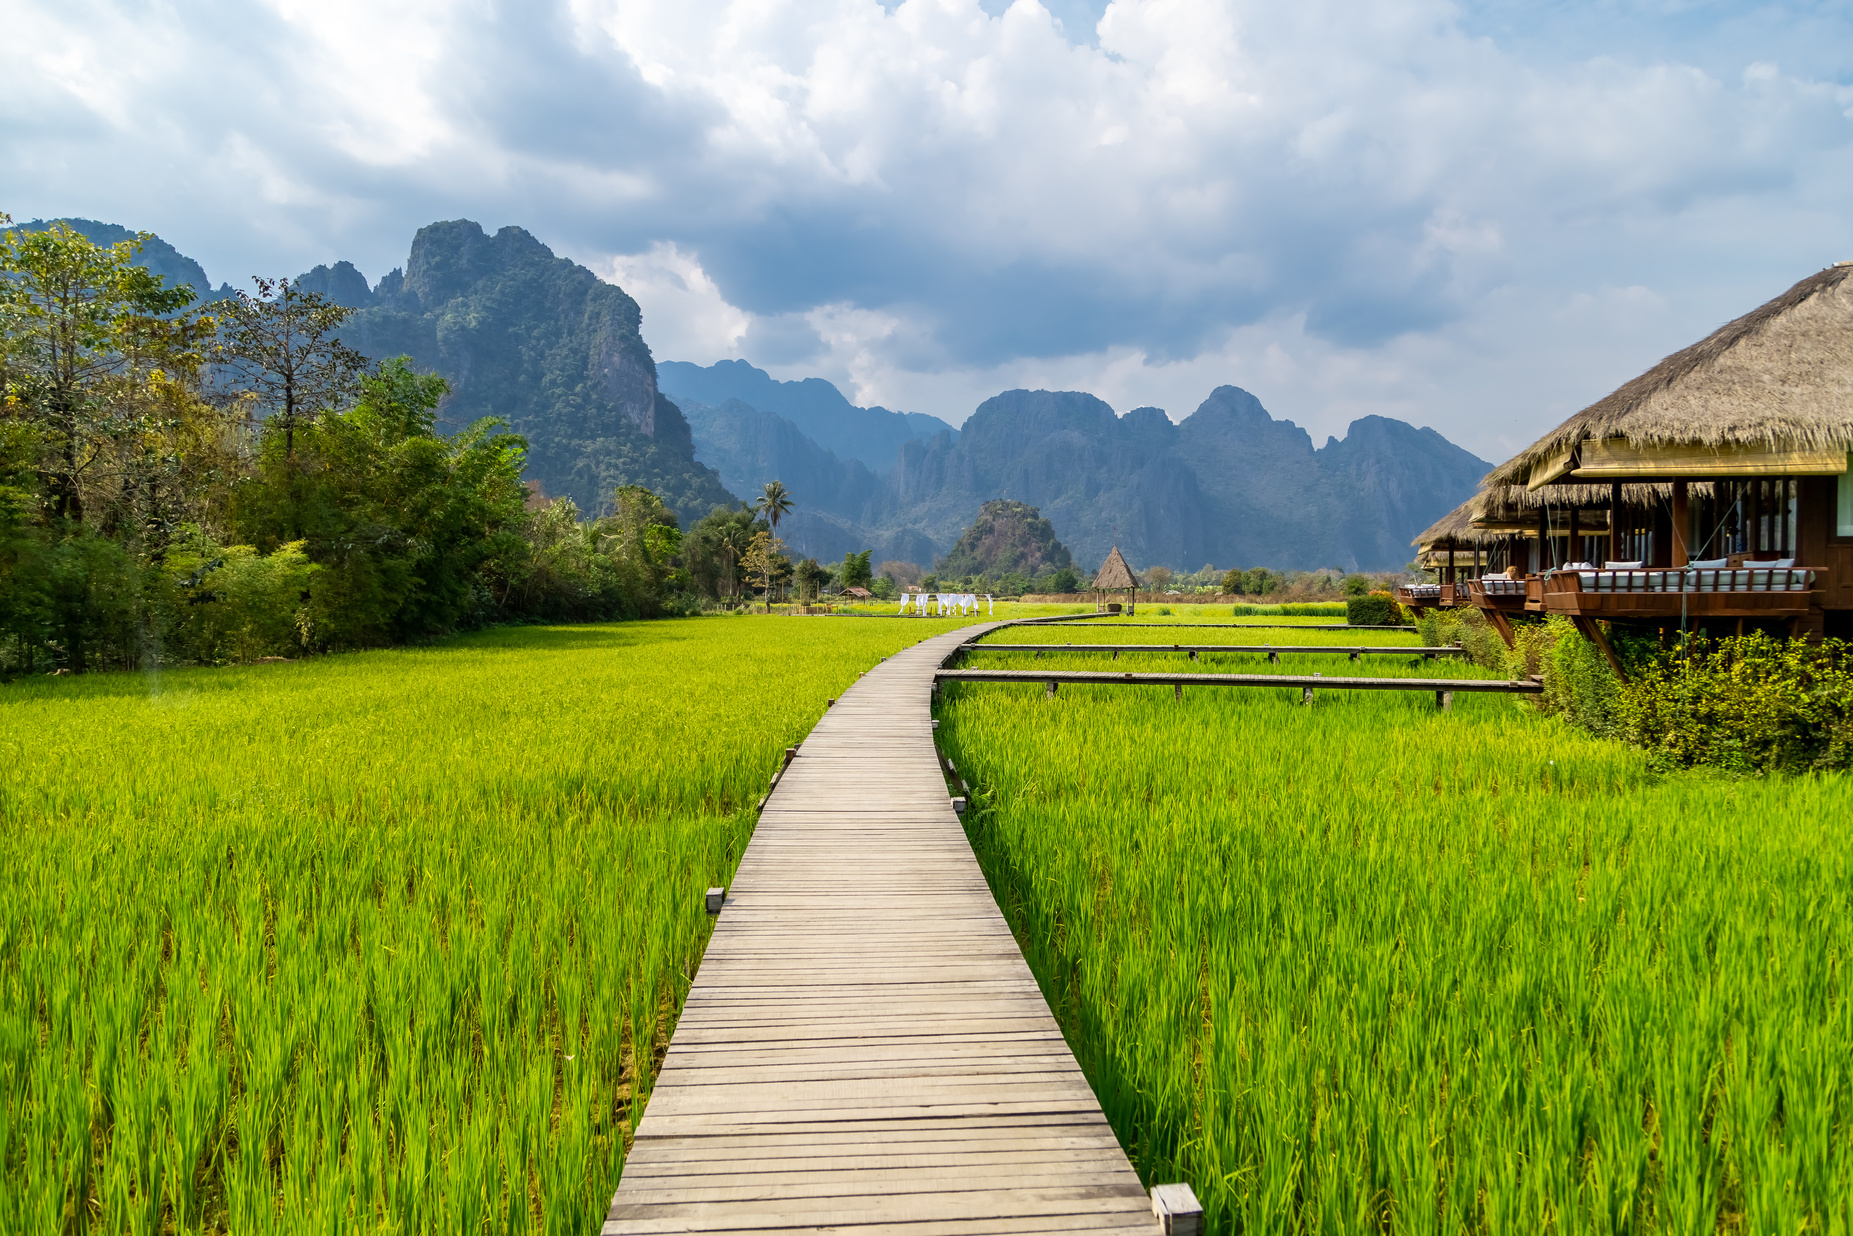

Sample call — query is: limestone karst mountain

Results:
[82,217,1488,567]
[323,221,736,522]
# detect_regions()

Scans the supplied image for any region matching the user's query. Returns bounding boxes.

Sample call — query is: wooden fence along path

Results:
[936,667,1541,708]
[963,643,1464,660]
[604,624,1160,1235]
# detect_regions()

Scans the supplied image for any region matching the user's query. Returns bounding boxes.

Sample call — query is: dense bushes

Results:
[1616,634,1853,774]
[1344,591,1408,625]
[1415,606,1853,775]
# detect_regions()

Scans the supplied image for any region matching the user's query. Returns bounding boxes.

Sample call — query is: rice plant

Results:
[0,617,965,1234]
[940,648,1853,1234]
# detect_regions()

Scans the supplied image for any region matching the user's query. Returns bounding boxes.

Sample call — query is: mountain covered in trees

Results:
[22,218,224,301]
[310,221,735,523]
[891,387,1492,571]
[935,500,1074,581]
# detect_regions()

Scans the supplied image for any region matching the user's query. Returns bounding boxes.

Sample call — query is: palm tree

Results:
[754,481,794,611]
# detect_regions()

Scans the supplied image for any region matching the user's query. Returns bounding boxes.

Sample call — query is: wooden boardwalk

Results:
[603,625,1157,1235]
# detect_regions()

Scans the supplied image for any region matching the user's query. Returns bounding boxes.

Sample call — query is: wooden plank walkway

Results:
[604,625,1157,1235]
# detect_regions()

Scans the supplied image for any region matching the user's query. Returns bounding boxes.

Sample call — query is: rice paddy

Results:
[0,617,967,1234]
[940,624,1853,1232]
[12,611,1850,1233]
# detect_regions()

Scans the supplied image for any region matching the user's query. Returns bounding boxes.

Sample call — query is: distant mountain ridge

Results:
[670,380,1492,572]
[22,218,226,302]
[72,215,1488,570]
[659,360,955,475]
[889,386,1493,571]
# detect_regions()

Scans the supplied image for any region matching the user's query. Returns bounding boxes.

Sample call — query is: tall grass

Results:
[941,649,1853,1233]
[0,617,965,1234]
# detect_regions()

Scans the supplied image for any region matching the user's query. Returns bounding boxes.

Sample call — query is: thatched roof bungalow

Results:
[1472,261,1853,642]
[1491,263,1853,492]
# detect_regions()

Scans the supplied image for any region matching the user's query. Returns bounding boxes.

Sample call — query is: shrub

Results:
[1345,592,1405,626]
[1618,633,1853,774]
[162,539,319,663]
[1414,606,1513,676]
[1465,616,1853,775]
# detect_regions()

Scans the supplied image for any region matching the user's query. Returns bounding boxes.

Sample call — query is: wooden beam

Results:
[1575,438,1849,479]
[963,644,1466,656]
[938,669,1542,696]
[1569,615,1628,682]
[1610,482,1623,564]
[1483,607,1517,649]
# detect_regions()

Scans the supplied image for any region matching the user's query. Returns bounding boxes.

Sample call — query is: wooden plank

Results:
[604,623,1155,1234]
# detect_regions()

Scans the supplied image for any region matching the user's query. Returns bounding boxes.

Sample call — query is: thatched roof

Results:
[1470,480,1698,518]
[1412,500,1505,549]
[1486,262,1853,487]
[1417,479,1713,546]
[1092,546,1139,591]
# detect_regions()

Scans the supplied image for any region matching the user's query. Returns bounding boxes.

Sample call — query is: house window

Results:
[1841,457,1853,536]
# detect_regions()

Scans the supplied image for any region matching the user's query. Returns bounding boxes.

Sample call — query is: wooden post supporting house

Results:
[1671,479,1690,568]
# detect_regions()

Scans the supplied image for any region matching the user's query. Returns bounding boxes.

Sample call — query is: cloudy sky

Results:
[5,0,1850,461]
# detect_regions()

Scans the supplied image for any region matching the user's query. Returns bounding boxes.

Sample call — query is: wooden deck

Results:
[603,625,1158,1235]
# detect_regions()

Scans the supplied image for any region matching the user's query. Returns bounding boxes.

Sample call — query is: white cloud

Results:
[599,243,754,362]
[3,0,1849,461]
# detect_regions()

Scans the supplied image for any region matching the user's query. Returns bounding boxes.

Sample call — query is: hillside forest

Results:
[0,221,775,672]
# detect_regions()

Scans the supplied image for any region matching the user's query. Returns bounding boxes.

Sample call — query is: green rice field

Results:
[0,617,966,1234]
[10,612,1850,1234]
[940,623,1853,1233]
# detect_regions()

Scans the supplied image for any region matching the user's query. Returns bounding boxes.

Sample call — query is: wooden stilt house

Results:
[1469,261,1853,658]
[1092,546,1140,614]
[1399,500,1502,612]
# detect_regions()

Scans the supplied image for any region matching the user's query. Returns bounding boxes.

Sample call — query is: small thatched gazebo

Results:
[1092,546,1139,613]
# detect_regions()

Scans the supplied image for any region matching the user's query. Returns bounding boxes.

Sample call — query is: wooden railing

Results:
[1547,567,1817,595]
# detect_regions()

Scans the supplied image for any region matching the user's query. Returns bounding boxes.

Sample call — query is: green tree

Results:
[215,276,368,462]
[232,357,530,646]
[740,529,789,611]
[838,548,873,590]
[0,219,199,522]
[793,557,830,603]
[685,504,760,603]
[752,481,794,610]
